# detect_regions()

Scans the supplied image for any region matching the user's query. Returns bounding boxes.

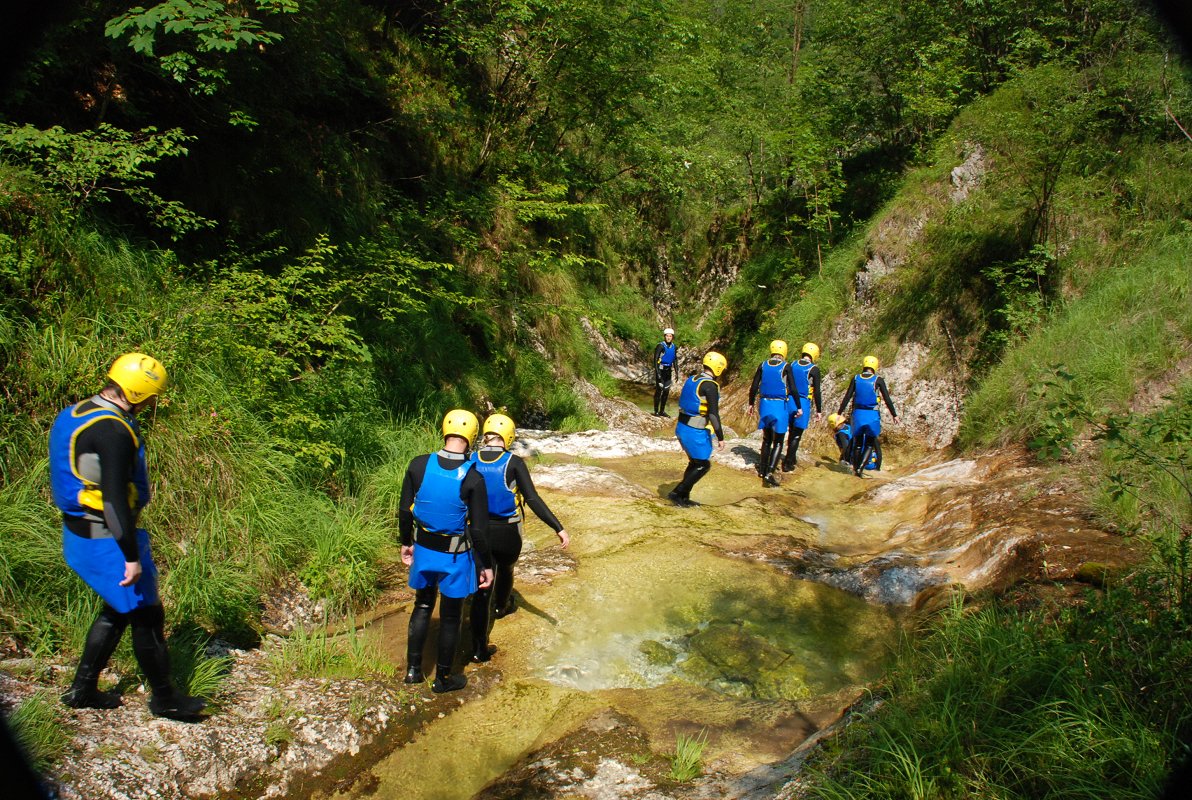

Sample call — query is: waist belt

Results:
[414,526,471,554]
[677,412,708,428]
[856,405,877,410]
[63,514,114,540]
[760,395,787,401]
[488,513,522,525]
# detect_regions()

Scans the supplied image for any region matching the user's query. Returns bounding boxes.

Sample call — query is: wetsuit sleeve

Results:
[653,343,665,370]
[460,468,492,569]
[509,455,563,532]
[398,455,427,546]
[810,366,823,412]
[876,377,898,417]
[748,364,763,405]
[837,377,856,416]
[700,381,724,441]
[784,364,798,397]
[82,418,140,563]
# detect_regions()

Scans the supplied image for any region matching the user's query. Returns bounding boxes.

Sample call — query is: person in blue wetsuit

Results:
[747,340,797,486]
[781,342,823,472]
[669,352,728,506]
[653,327,678,417]
[399,409,494,693]
[468,413,569,663]
[836,355,899,477]
[49,353,205,721]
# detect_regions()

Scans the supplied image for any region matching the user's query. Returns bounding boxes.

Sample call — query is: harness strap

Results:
[414,526,471,554]
[677,412,708,429]
[63,514,114,540]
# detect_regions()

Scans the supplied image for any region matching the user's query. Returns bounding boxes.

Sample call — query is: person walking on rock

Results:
[781,342,823,471]
[399,409,494,693]
[468,413,569,662]
[669,352,728,506]
[747,340,798,486]
[836,356,899,477]
[49,353,206,721]
[652,328,678,417]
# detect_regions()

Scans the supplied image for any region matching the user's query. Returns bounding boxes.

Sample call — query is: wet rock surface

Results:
[4,399,1134,800]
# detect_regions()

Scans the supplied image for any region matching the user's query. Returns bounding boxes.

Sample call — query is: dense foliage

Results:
[2,1,1191,792]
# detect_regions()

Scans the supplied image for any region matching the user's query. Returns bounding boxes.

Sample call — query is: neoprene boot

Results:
[432,667,467,693]
[131,606,205,721]
[764,441,784,486]
[62,607,127,710]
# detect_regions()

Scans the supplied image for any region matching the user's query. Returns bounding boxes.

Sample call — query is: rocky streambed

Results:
[3,414,1129,800]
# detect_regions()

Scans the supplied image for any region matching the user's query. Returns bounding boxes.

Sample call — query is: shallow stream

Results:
[326,421,1119,800]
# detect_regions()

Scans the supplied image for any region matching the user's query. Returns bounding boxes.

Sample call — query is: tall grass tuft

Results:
[267,620,393,681]
[8,691,70,772]
[669,729,709,782]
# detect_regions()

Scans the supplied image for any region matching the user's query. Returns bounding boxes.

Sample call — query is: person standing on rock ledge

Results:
[652,327,678,417]
[468,413,569,663]
[399,409,494,693]
[836,355,899,477]
[669,351,728,506]
[747,340,798,486]
[49,353,206,721]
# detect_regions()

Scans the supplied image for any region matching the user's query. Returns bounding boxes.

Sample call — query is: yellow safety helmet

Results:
[442,409,479,443]
[801,342,820,363]
[702,351,727,377]
[482,413,516,448]
[827,413,842,427]
[862,355,880,371]
[769,340,788,360]
[108,353,168,404]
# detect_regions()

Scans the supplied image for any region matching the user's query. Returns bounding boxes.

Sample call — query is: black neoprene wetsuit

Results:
[469,446,563,656]
[57,396,196,714]
[836,374,898,417]
[781,360,823,471]
[653,342,676,414]
[397,451,492,568]
[747,358,798,477]
[398,450,491,686]
[69,397,144,562]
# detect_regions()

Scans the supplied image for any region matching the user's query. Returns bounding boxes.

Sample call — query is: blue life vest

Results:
[854,374,879,410]
[412,455,471,535]
[839,423,852,439]
[758,360,788,399]
[471,449,519,518]
[790,360,815,399]
[49,400,150,518]
[679,375,717,416]
[658,342,676,367]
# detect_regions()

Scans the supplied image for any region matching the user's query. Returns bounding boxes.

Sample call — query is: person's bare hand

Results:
[119,561,142,587]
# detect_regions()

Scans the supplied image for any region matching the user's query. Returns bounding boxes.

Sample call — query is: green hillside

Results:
[2,1,1190,794]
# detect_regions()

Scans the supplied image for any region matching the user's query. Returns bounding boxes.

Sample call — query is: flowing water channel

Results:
[324,420,1120,800]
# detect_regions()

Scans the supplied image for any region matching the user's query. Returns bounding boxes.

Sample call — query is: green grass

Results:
[8,691,70,772]
[960,231,1192,448]
[803,593,1178,800]
[669,728,709,782]
[266,620,394,681]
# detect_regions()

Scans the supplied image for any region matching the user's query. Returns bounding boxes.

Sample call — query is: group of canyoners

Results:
[47,341,897,713]
[654,330,899,507]
[47,353,570,706]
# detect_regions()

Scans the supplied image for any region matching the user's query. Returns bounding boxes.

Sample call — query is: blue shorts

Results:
[675,421,713,461]
[790,397,811,431]
[408,542,478,598]
[851,408,882,439]
[63,527,159,613]
[757,397,789,435]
